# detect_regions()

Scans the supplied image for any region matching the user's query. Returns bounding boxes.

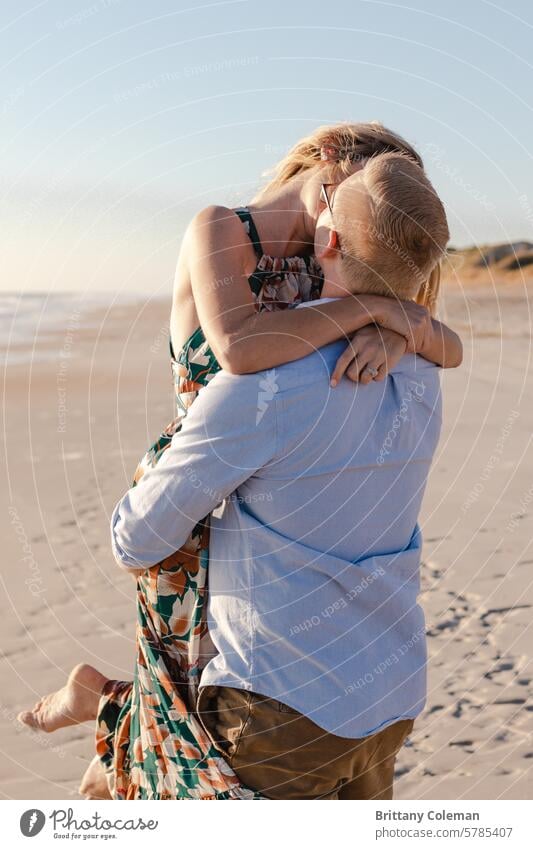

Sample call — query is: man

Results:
[18,155,456,799]
[109,154,452,798]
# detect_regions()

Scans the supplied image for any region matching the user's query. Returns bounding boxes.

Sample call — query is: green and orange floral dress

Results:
[95,208,323,799]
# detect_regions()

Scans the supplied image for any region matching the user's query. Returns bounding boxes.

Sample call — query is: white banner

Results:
[2,799,530,848]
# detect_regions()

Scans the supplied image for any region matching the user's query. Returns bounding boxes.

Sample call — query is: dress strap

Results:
[233,206,265,261]
[170,206,266,361]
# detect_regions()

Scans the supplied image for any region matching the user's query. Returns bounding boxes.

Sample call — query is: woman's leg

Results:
[18,663,108,733]
[17,663,133,799]
[79,756,112,800]
[93,538,260,799]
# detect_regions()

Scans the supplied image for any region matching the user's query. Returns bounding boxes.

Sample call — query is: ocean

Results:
[1,292,142,365]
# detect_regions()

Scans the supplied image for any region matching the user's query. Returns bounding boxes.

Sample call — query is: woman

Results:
[19,122,462,799]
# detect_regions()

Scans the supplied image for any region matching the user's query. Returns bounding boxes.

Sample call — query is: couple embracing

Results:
[19,122,461,800]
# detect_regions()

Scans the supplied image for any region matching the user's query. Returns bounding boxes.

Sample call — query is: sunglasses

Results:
[319,183,336,217]
[319,183,343,254]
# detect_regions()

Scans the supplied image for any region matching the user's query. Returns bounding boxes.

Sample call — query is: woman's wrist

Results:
[350,294,389,327]
[382,326,408,352]
[343,294,382,330]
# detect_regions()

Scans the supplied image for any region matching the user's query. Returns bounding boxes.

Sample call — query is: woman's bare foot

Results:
[79,755,112,800]
[17,663,108,733]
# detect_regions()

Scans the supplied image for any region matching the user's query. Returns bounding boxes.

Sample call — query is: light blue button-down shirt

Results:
[111,312,442,738]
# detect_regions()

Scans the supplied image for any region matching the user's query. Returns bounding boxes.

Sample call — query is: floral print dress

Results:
[95,208,323,800]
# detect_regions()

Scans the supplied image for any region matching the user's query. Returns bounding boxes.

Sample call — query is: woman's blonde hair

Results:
[262,122,444,314]
[415,264,441,315]
[261,121,423,194]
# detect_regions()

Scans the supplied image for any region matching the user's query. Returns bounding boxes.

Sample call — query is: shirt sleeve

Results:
[110,369,278,569]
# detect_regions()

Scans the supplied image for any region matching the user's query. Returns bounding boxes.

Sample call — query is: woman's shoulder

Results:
[187,205,245,243]
[183,205,257,272]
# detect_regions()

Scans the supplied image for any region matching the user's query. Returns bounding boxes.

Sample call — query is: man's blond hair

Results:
[334,153,450,314]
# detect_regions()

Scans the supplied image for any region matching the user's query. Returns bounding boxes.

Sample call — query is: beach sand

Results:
[1,283,532,800]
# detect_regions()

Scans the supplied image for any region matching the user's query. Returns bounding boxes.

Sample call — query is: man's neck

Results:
[320,259,351,299]
[321,280,348,298]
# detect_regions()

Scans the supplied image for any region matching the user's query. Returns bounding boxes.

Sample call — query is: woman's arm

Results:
[187,206,432,373]
[330,319,463,386]
[419,319,463,368]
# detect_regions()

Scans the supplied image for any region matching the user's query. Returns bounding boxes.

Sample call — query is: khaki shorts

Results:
[197,685,414,800]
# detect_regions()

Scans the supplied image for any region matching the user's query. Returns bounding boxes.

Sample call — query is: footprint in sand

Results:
[480,605,532,629]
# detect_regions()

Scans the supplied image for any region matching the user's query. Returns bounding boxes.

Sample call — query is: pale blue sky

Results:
[2,0,533,295]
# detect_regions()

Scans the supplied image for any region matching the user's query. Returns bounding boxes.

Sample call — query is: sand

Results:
[1,283,532,800]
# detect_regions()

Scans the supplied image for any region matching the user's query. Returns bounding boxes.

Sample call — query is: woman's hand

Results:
[331,325,407,387]
[365,296,433,353]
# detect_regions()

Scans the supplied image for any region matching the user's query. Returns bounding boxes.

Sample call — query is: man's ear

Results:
[316,228,339,260]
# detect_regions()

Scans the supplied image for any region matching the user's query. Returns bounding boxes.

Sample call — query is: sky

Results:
[2,0,533,295]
